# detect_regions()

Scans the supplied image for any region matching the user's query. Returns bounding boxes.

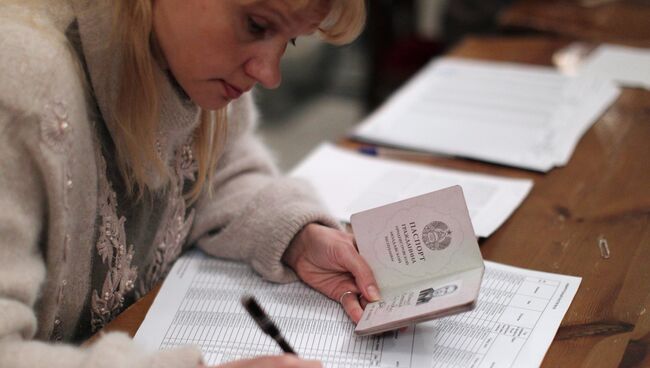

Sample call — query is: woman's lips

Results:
[223,81,243,100]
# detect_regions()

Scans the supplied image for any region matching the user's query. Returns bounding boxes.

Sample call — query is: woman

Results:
[0,0,378,367]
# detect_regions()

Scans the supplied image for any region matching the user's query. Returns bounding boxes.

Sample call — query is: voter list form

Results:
[134,251,580,368]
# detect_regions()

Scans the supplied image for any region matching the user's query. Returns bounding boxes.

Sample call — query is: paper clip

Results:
[598,236,610,259]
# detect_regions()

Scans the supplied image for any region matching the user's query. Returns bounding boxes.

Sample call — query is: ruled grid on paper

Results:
[411,261,581,368]
[135,252,580,368]
[138,252,417,367]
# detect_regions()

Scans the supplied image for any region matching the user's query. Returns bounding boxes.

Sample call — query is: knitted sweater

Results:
[0,1,338,367]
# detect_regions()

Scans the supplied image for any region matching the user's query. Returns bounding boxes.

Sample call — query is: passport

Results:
[352,185,485,336]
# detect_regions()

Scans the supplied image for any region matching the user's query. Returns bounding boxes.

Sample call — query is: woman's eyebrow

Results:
[266,1,296,27]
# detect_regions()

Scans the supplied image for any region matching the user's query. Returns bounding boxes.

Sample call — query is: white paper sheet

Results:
[134,252,580,368]
[289,143,533,237]
[412,261,581,368]
[578,44,650,90]
[134,251,428,367]
[353,58,620,172]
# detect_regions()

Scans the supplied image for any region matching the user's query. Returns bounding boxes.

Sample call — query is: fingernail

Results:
[367,285,381,302]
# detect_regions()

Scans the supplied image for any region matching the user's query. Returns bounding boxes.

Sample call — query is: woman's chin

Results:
[193,94,232,111]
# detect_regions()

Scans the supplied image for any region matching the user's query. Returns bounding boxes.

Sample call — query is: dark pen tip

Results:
[241,295,265,319]
[240,295,297,355]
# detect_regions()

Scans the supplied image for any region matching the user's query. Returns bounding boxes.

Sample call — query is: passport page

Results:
[355,267,483,336]
[351,185,484,290]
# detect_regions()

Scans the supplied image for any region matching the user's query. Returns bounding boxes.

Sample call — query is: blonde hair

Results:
[315,0,366,45]
[112,0,366,201]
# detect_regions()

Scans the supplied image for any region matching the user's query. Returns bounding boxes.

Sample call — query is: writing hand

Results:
[204,354,322,368]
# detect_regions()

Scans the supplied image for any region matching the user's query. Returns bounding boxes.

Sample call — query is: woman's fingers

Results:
[214,354,322,368]
[335,245,382,302]
[359,295,369,309]
[329,276,364,323]
[337,287,364,323]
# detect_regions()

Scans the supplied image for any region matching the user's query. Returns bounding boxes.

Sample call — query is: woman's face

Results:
[152,0,330,110]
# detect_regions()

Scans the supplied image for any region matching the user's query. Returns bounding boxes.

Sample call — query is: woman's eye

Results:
[247,16,267,37]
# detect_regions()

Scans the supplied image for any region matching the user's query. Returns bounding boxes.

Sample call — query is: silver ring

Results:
[338,290,356,305]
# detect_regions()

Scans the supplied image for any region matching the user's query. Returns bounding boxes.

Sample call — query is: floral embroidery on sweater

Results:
[41,101,72,153]
[90,149,138,332]
[40,100,73,340]
[137,141,197,297]
[90,140,197,331]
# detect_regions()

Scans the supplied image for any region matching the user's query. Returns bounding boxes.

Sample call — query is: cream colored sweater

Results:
[0,1,338,367]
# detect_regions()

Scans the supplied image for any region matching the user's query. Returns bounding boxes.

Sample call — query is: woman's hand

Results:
[206,354,322,367]
[283,223,381,323]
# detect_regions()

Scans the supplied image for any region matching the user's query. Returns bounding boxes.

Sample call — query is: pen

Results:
[241,295,297,355]
[357,145,449,160]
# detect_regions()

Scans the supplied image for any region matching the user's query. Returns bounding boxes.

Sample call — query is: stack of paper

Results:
[134,250,581,368]
[578,44,650,90]
[290,143,532,238]
[353,58,620,172]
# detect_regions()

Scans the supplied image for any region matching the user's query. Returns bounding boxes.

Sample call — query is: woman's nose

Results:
[244,44,284,89]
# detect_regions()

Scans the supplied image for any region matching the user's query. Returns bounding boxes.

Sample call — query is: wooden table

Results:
[499,0,650,47]
[94,36,650,367]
